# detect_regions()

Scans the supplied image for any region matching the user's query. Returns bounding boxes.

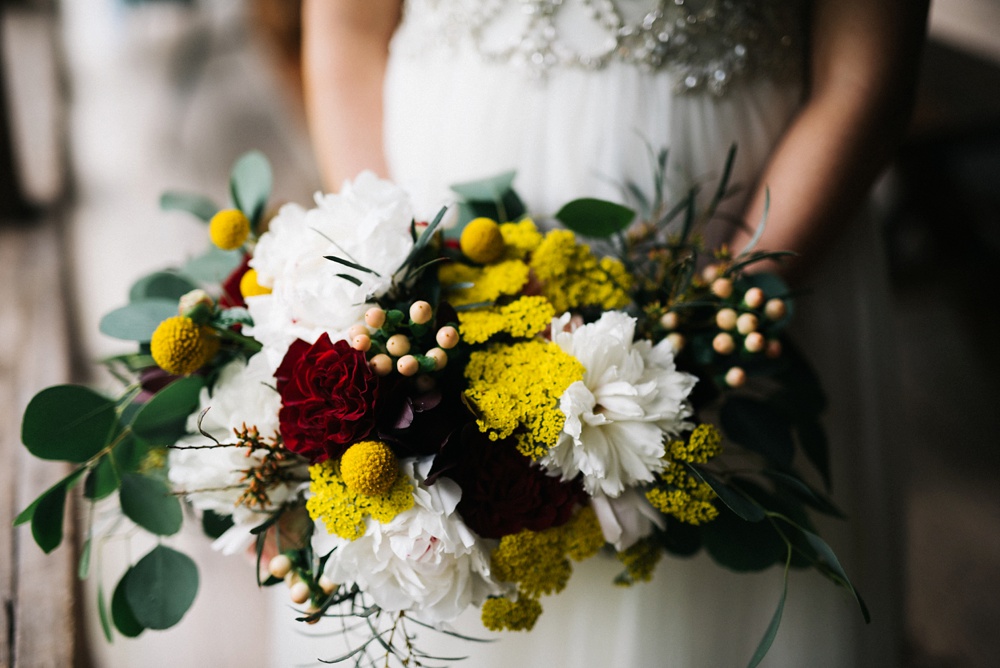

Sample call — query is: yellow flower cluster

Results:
[150,316,219,376]
[485,506,605,632]
[306,459,414,541]
[464,340,584,459]
[439,259,530,306]
[615,538,662,587]
[457,296,555,344]
[500,218,543,260]
[529,230,632,313]
[339,440,398,496]
[668,424,723,463]
[645,424,722,525]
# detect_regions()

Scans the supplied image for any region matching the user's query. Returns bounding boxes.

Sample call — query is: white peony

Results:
[246,171,415,368]
[168,355,303,554]
[312,459,500,624]
[543,311,697,497]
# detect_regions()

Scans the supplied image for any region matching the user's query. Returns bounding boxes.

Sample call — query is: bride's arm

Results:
[733,0,929,277]
[301,0,402,190]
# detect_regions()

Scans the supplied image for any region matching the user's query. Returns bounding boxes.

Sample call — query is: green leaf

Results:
[688,466,765,522]
[720,396,795,468]
[211,307,253,330]
[763,470,844,519]
[22,385,118,462]
[119,473,183,536]
[111,433,151,474]
[129,271,198,303]
[125,545,199,630]
[99,299,178,342]
[130,376,204,443]
[747,552,790,668]
[738,188,770,257]
[555,198,636,238]
[801,529,870,622]
[31,482,70,553]
[182,246,244,283]
[79,538,92,580]
[324,255,378,275]
[97,584,114,642]
[14,466,85,526]
[112,569,145,638]
[160,191,218,222]
[229,150,272,229]
[702,506,785,572]
[450,171,516,202]
[201,510,234,540]
[84,455,121,501]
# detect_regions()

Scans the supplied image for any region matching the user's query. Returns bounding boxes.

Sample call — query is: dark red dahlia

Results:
[274,333,378,462]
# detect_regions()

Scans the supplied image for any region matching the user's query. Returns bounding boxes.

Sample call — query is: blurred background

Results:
[1,0,998,666]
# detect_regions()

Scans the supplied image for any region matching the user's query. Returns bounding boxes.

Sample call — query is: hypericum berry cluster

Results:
[267,551,337,618]
[346,301,460,381]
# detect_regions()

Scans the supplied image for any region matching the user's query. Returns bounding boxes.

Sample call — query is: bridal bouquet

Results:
[17,150,866,666]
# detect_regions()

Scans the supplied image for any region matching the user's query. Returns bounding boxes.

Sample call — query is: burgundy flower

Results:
[432,425,586,539]
[219,254,251,309]
[274,333,378,462]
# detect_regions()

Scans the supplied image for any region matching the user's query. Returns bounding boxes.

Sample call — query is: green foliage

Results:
[201,510,234,540]
[112,433,151,474]
[720,396,795,468]
[555,198,636,238]
[182,246,244,283]
[702,506,786,572]
[79,538,92,580]
[688,465,765,522]
[99,299,178,342]
[97,585,114,642]
[801,529,870,622]
[449,171,526,234]
[30,471,82,553]
[112,569,145,638]
[229,150,273,231]
[747,550,791,668]
[130,376,204,444]
[119,473,183,536]
[159,191,218,223]
[124,546,199,630]
[84,455,121,501]
[22,385,118,462]
[129,271,199,303]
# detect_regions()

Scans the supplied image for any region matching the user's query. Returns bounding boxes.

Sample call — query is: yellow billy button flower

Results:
[239,268,272,298]
[150,316,219,376]
[460,217,505,264]
[209,208,251,251]
[339,440,399,496]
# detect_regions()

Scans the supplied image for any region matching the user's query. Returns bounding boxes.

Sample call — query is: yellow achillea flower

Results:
[486,505,606,631]
[481,596,543,632]
[529,229,632,313]
[306,459,414,541]
[339,440,398,496]
[668,424,723,463]
[209,208,251,251]
[499,218,543,260]
[616,538,663,586]
[460,217,506,264]
[464,340,584,459]
[457,296,555,344]
[150,316,219,376]
[439,259,530,306]
[239,268,272,298]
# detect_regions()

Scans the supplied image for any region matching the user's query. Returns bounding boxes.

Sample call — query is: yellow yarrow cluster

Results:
[306,459,414,541]
[499,218,543,260]
[645,424,722,525]
[439,259,530,306]
[209,208,250,251]
[615,538,663,587]
[150,316,219,376]
[668,424,723,464]
[464,340,584,459]
[339,441,398,496]
[485,506,605,632]
[529,230,632,313]
[239,268,272,298]
[457,296,555,344]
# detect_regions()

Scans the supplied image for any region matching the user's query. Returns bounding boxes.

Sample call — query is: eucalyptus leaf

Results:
[84,455,121,501]
[14,466,85,527]
[702,507,785,572]
[229,150,272,229]
[22,385,118,462]
[450,171,516,202]
[720,396,795,468]
[79,538,92,580]
[130,376,204,443]
[747,553,790,668]
[124,545,199,630]
[688,466,765,522]
[201,510,234,540]
[555,198,636,238]
[159,191,218,222]
[129,271,198,303]
[112,569,145,638]
[119,473,183,536]
[99,299,178,342]
[112,433,151,474]
[764,470,844,518]
[182,246,244,283]
[31,481,70,553]
[801,529,870,622]
[212,307,253,329]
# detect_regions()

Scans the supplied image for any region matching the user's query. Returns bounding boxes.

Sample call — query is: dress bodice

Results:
[392,0,804,95]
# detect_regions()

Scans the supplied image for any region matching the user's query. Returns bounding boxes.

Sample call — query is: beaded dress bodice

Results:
[392,0,804,95]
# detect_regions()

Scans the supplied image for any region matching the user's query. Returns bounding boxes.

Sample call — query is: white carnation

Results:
[590,488,665,551]
[543,311,697,497]
[312,459,500,624]
[246,171,415,365]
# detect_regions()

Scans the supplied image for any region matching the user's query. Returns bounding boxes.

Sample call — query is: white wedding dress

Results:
[272,1,902,666]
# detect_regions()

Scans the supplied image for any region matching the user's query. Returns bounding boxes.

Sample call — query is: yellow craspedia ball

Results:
[209,208,251,251]
[150,316,220,376]
[239,268,272,298]
[460,217,505,264]
[340,440,399,497]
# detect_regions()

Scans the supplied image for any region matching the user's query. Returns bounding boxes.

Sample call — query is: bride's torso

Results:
[384,0,807,217]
